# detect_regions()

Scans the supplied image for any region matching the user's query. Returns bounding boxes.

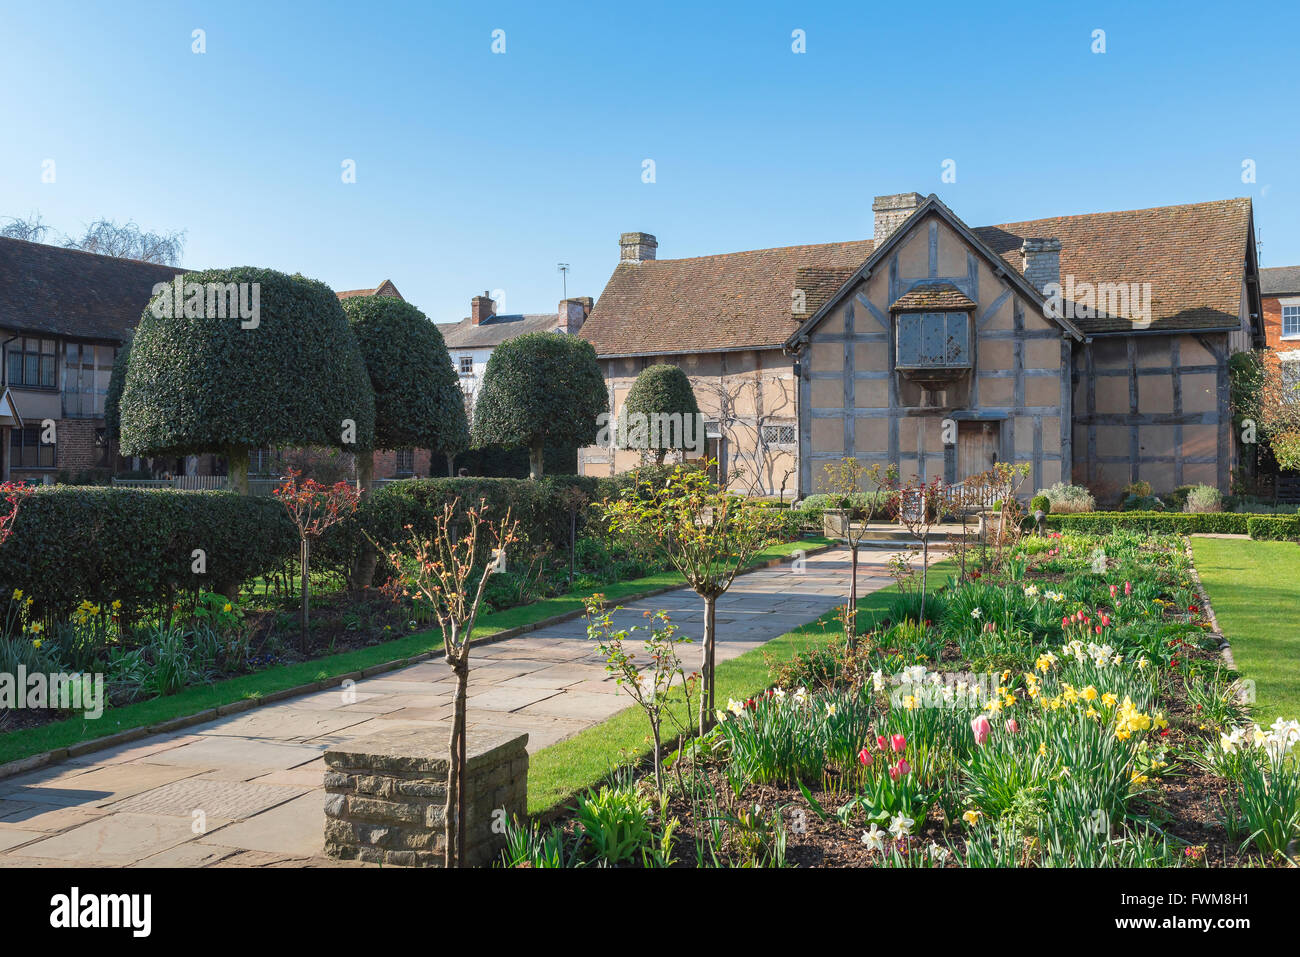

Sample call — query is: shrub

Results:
[1247,515,1300,541]
[1045,511,1254,535]
[1183,484,1222,513]
[470,332,607,479]
[118,268,375,487]
[0,487,297,620]
[1038,483,1095,514]
[1029,495,1050,515]
[618,364,701,464]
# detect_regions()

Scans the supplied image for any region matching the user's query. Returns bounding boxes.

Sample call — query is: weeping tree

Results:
[619,363,702,465]
[117,268,375,492]
[471,332,607,479]
[341,295,469,585]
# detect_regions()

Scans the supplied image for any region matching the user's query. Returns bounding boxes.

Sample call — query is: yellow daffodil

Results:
[963,810,982,826]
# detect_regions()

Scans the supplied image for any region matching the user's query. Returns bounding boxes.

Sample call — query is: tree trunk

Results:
[446,452,456,478]
[919,536,929,625]
[655,448,667,466]
[698,593,717,733]
[568,507,577,590]
[847,545,860,649]
[300,538,311,650]
[528,438,544,480]
[351,452,377,589]
[227,446,250,495]
[446,644,468,868]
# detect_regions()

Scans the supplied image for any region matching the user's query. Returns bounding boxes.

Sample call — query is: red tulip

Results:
[1124,581,1132,595]
[889,759,910,781]
[1062,616,1070,628]
[891,733,906,753]
[1095,625,1103,634]
[876,734,887,750]
[1109,584,1118,598]
[1101,614,1111,627]
[858,746,873,766]
[971,715,991,746]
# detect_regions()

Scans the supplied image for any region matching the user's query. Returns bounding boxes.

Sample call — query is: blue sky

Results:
[1,0,1296,324]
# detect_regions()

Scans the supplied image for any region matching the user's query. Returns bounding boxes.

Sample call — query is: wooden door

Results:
[957,421,998,481]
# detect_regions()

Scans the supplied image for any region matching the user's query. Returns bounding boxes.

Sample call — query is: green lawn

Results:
[0,536,829,768]
[527,559,958,815]
[1191,536,1300,725]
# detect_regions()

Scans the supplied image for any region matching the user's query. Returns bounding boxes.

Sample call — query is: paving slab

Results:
[0,545,923,867]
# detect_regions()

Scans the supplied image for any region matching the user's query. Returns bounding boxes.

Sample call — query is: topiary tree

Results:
[118,268,375,492]
[471,332,607,479]
[104,337,131,450]
[618,363,701,465]
[341,294,468,585]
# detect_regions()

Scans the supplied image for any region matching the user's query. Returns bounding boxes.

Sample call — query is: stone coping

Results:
[0,541,833,782]
[325,727,529,774]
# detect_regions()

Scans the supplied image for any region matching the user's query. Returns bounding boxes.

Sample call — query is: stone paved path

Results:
[0,545,908,867]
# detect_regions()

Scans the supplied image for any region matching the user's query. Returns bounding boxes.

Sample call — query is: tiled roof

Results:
[581,198,1253,355]
[1261,265,1300,296]
[0,237,183,342]
[890,281,977,312]
[336,279,402,301]
[582,239,875,356]
[975,198,1252,333]
[439,312,559,349]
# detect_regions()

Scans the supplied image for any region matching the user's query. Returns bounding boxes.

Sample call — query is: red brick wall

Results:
[1263,296,1283,350]
[372,448,434,479]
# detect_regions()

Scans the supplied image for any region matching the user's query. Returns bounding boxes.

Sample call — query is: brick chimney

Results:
[556,298,590,334]
[619,232,657,263]
[470,291,495,326]
[1019,238,1062,294]
[872,192,925,245]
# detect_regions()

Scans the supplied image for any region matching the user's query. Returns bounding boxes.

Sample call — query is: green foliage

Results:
[618,364,701,457]
[1183,483,1222,513]
[0,487,297,619]
[574,783,655,864]
[340,295,468,453]
[103,337,132,446]
[1036,482,1095,514]
[118,268,375,457]
[1246,515,1300,541]
[470,332,607,466]
[1045,511,1257,535]
[1029,495,1050,515]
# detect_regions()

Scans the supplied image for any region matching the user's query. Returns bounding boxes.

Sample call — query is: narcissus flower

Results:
[861,824,885,851]
[962,809,982,826]
[889,814,914,839]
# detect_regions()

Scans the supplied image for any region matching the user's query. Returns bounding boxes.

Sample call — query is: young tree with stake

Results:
[377,501,519,868]
[601,463,779,732]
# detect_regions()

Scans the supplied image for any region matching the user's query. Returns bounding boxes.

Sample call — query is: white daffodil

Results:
[971,608,983,620]
[871,669,885,693]
[861,824,886,851]
[928,843,950,864]
[727,698,745,717]
[902,665,926,685]
[793,686,808,704]
[889,814,914,839]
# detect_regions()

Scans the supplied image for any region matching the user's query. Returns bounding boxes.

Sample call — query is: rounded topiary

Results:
[118,268,375,489]
[1030,494,1050,515]
[471,332,607,479]
[619,363,702,465]
[341,295,468,468]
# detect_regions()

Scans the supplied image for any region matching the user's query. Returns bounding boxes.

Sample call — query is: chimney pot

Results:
[471,292,495,326]
[619,232,657,263]
[872,192,926,246]
[1019,238,1062,294]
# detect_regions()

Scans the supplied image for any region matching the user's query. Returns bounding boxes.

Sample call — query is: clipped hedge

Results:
[1044,511,1256,535]
[1246,515,1300,541]
[0,487,298,619]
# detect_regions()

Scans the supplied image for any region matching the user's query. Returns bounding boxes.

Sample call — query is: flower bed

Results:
[506,530,1300,868]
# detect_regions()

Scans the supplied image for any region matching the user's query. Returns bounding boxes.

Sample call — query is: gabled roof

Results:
[336,279,402,301]
[788,194,1086,348]
[582,239,875,357]
[582,196,1254,357]
[976,198,1253,334]
[438,312,559,349]
[0,236,183,342]
[1262,265,1300,297]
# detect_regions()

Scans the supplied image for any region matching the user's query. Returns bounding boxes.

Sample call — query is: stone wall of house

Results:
[324,727,528,868]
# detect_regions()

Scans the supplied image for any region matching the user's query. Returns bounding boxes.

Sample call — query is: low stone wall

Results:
[323,727,528,867]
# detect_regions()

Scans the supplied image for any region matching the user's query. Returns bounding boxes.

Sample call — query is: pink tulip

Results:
[1005,719,1019,734]
[1101,614,1111,627]
[1124,581,1132,595]
[889,759,910,781]
[858,746,873,767]
[891,733,907,753]
[1062,616,1070,628]
[1109,584,1118,598]
[971,715,991,746]
[1095,625,1103,634]
[876,734,887,750]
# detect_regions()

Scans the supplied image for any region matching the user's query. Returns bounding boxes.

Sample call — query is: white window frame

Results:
[459,355,474,375]
[1281,298,1300,340]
